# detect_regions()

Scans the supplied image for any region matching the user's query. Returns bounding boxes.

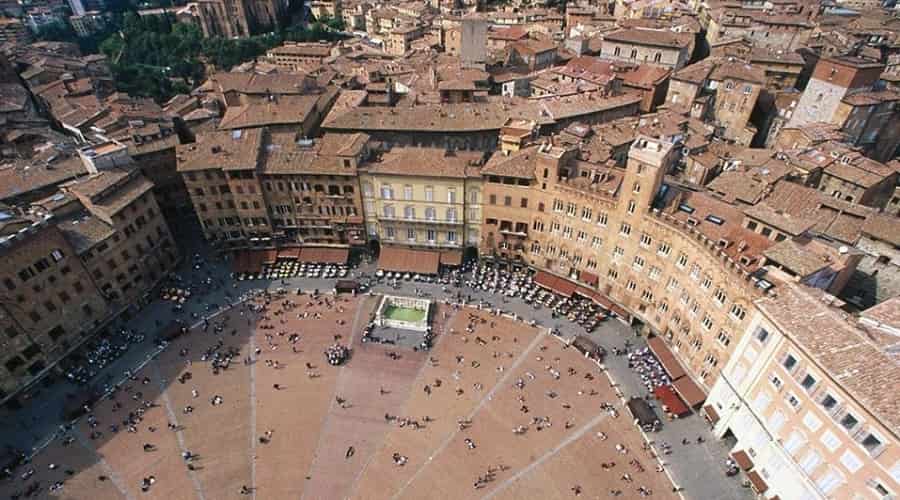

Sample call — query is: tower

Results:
[620,135,675,217]
[787,56,884,128]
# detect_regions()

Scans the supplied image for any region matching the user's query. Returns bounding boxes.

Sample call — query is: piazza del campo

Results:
[0,0,899,499]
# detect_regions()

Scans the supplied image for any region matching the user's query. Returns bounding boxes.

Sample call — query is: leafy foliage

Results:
[44,9,348,103]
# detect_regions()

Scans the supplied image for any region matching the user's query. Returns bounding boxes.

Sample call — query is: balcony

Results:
[380,214,463,225]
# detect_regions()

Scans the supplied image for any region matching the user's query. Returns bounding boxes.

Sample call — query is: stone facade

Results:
[0,218,110,400]
[480,136,767,391]
[786,57,885,129]
[359,150,482,252]
[706,285,900,500]
[178,129,368,250]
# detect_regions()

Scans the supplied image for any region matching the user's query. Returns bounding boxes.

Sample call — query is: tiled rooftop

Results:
[757,284,900,434]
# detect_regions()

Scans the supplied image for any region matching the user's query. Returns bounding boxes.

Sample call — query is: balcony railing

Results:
[380,214,463,225]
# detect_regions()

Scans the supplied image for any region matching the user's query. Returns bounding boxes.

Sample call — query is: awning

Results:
[653,384,690,417]
[626,397,659,426]
[646,336,686,380]
[232,250,269,273]
[158,321,187,342]
[579,270,599,287]
[703,404,720,424]
[673,375,707,407]
[731,450,753,471]
[533,270,577,297]
[277,247,301,259]
[574,285,613,310]
[609,303,630,321]
[440,250,463,266]
[378,247,440,275]
[232,251,250,273]
[262,249,278,264]
[299,246,349,264]
[572,335,601,358]
[746,470,768,493]
[335,280,359,293]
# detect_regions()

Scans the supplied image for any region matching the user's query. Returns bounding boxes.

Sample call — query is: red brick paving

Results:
[0,298,677,500]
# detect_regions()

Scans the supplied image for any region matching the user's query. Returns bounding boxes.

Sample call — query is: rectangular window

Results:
[639,233,651,247]
[782,354,797,371]
[716,330,731,347]
[730,304,746,321]
[632,256,645,271]
[657,242,671,256]
[839,413,859,431]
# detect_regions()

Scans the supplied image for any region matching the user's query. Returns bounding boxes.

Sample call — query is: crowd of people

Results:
[627,347,673,392]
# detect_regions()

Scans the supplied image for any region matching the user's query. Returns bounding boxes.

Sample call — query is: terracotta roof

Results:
[65,170,154,217]
[671,58,717,84]
[761,181,873,244]
[756,284,900,435]
[482,146,538,179]
[58,214,114,254]
[322,94,642,132]
[488,26,528,41]
[219,95,319,130]
[176,128,263,172]
[743,203,816,236]
[508,38,559,55]
[859,297,900,336]
[710,60,765,85]
[260,132,367,176]
[663,189,773,270]
[0,152,86,202]
[618,65,671,87]
[763,239,836,277]
[861,213,900,246]
[202,72,314,96]
[363,147,485,179]
[603,28,692,49]
[707,171,769,205]
[268,42,333,58]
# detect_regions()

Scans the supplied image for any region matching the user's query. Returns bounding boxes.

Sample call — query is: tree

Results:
[319,15,345,32]
[34,20,77,42]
